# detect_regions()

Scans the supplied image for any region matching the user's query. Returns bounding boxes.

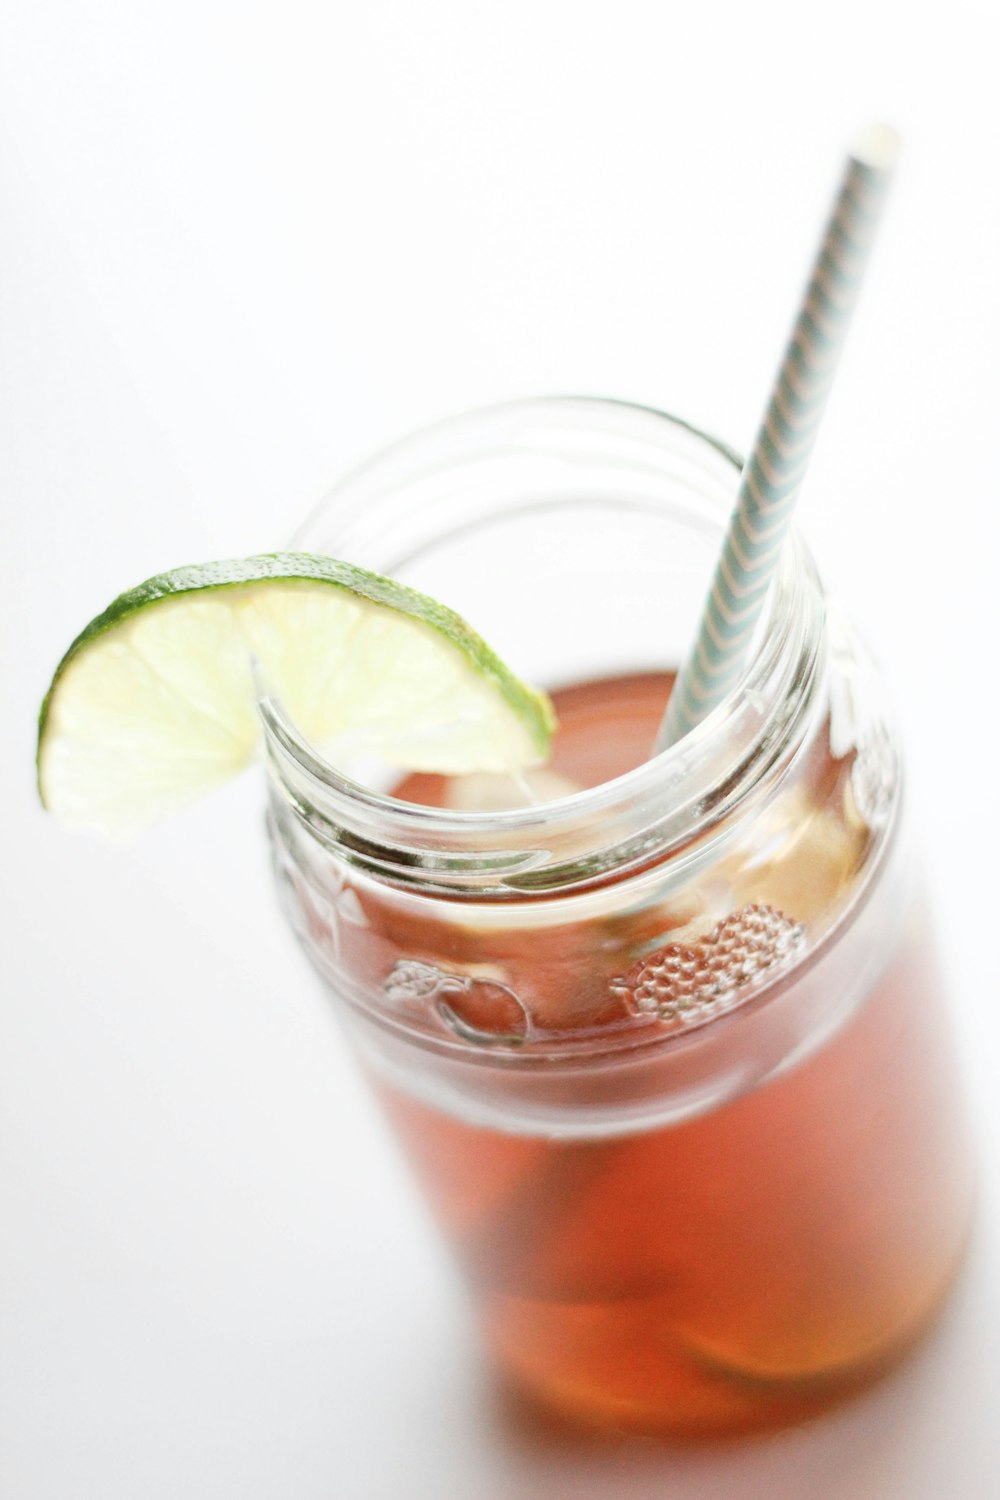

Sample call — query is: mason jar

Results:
[263,398,973,1436]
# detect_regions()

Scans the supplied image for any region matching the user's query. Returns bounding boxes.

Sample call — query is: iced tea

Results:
[271,673,973,1434]
[266,402,974,1437]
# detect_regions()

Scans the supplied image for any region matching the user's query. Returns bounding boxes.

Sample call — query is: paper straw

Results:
[655,124,901,752]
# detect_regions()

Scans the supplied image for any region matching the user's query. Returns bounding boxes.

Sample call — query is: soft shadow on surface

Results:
[472,1218,995,1500]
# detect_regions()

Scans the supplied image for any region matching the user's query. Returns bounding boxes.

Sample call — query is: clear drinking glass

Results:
[263,398,973,1435]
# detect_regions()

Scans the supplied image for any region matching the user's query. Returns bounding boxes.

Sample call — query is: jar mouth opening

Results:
[260,543,810,823]
[261,398,826,891]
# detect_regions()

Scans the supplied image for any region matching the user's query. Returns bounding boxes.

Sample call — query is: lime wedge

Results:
[37,552,555,837]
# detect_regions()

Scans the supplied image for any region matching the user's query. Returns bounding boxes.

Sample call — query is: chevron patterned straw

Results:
[655,124,901,751]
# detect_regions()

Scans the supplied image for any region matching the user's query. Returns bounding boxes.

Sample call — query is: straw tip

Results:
[850,122,902,172]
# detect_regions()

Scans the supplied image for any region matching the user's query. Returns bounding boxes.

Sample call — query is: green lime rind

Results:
[36,551,556,806]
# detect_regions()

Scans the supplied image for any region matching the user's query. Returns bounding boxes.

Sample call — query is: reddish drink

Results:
[267,401,974,1437]
[364,675,972,1434]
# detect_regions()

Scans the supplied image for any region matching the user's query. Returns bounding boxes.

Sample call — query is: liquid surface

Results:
[395,671,671,808]
[388,672,873,1045]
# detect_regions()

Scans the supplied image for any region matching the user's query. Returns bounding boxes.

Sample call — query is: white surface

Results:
[2,3,998,1496]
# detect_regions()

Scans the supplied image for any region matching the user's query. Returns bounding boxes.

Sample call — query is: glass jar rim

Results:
[261,398,827,894]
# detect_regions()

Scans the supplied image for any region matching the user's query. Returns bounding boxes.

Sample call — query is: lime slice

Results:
[37,552,555,838]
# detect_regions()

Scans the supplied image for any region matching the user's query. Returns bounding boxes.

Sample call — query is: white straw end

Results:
[851,122,902,172]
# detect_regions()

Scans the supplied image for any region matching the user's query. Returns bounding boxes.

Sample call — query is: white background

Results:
[2,3,998,1496]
